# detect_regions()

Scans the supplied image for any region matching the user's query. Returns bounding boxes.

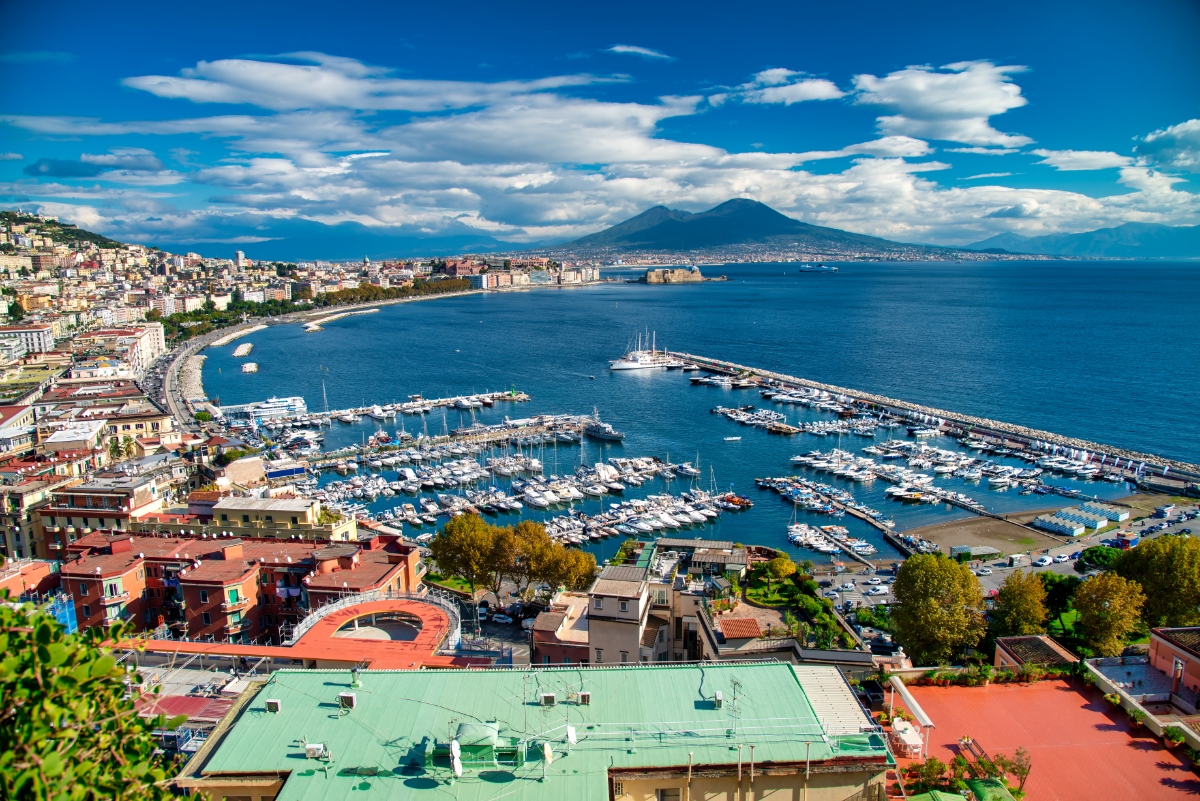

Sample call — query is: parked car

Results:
[976,567,993,576]
[839,582,856,591]
[1053,554,1070,563]
[1033,556,1054,566]
[867,577,882,585]
[823,591,840,599]
[521,617,536,631]
[865,586,890,596]
[1070,551,1083,559]
[490,614,514,625]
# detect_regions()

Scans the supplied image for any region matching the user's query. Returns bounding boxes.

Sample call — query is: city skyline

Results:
[2,0,1199,257]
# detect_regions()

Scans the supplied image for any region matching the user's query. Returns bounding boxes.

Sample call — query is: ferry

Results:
[798,263,838,273]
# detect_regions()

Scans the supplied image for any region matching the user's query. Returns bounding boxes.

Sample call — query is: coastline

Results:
[179,354,207,402]
[210,324,267,347]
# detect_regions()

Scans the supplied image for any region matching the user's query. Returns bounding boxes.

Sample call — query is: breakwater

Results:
[304,308,380,332]
[210,325,267,347]
[672,351,1200,482]
[179,355,207,402]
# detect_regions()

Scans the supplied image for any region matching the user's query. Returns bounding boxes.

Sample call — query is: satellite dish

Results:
[450,740,461,759]
[566,724,577,745]
[542,742,554,765]
[451,755,462,778]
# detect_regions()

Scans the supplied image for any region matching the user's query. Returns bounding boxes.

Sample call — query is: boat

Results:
[584,409,625,442]
[610,330,673,371]
[724,436,741,442]
[798,263,838,273]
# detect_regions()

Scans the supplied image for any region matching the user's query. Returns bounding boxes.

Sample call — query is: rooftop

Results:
[994,635,1078,667]
[186,663,885,801]
[213,497,317,513]
[718,617,763,640]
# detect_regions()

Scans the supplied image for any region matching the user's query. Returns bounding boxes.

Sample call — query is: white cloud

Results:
[1031,149,1132,171]
[1136,118,1200,173]
[853,61,1031,147]
[606,45,672,60]
[945,147,1019,155]
[963,172,1013,180]
[80,147,165,171]
[0,152,22,160]
[122,53,616,112]
[737,68,844,105]
[794,136,933,162]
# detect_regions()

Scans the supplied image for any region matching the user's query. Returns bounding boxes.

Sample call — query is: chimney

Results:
[109,536,133,554]
[221,540,244,561]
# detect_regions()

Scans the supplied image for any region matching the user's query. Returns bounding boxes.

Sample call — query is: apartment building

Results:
[0,322,54,353]
[37,473,165,555]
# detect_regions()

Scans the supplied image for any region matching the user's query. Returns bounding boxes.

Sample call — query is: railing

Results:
[283,587,461,649]
[221,597,252,612]
[100,591,130,606]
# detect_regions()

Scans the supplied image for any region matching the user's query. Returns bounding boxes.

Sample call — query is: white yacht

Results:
[610,331,673,371]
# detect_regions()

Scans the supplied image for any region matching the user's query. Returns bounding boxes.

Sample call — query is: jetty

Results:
[232,343,254,357]
[304,308,380,332]
[671,350,1200,485]
[211,324,267,347]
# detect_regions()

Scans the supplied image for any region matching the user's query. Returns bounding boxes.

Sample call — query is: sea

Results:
[201,261,1200,565]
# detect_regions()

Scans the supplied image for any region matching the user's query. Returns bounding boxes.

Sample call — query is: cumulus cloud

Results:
[737,68,844,105]
[853,61,1032,147]
[606,45,672,60]
[1136,118,1200,173]
[1031,149,1132,171]
[123,53,616,112]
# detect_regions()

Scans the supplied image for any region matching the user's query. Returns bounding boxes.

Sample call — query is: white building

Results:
[0,323,54,353]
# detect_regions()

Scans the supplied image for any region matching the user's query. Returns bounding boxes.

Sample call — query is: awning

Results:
[889,675,936,729]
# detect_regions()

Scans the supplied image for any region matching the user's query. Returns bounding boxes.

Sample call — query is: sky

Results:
[1,0,1199,258]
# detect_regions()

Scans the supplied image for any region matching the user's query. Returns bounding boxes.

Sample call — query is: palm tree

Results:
[107,437,121,462]
[120,436,135,459]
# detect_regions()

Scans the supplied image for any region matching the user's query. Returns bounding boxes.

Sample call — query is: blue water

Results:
[202,261,1199,563]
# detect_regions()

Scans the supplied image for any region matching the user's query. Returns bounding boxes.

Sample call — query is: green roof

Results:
[194,662,889,801]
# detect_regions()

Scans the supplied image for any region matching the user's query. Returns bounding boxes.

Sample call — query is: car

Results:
[476,611,488,622]
[1033,556,1054,566]
[865,586,890,596]
[490,614,514,625]
[1181,528,1192,535]
[867,577,882,585]
[1070,551,1083,559]
[839,582,856,591]
[976,567,993,576]
[823,591,840,599]
[521,617,536,631]
[1053,554,1070,563]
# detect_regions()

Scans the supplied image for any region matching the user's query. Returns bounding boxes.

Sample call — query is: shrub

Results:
[1128,707,1146,726]
[1165,726,1186,744]
[1103,692,1122,707]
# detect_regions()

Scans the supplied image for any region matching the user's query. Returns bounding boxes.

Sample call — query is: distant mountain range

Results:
[566,198,939,254]
[968,222,1200,259]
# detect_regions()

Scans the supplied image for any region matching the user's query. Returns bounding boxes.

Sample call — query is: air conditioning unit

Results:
[305,743,326,759]
[577,691,591,705]
[338,692,357,710]
[714,691,723,709]
[540,692,556,707]
[265,698,282,713]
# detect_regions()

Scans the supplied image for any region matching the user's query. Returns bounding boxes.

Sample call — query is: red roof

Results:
[718,617,763,639]
[136,694,235,723]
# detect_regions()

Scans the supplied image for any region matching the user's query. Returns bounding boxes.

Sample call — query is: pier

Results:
[671,350,1200,485]
[304,308,380,332]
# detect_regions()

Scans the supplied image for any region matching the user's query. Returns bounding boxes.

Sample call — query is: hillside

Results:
[1,210,124,249]
[968,222,1200,259]
[567,199,937,253]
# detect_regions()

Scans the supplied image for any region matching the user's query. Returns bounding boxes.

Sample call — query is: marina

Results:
[199,261,1194,566]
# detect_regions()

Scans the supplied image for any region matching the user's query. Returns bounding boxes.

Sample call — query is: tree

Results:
[193,411,212,422]
[0,593,190,800]
[121,436,136,459]
[1116,535,1200,627]
[764,556,796,592]
[7,301,23,320]
[991,570,1048,637]
[1074,545,1122,574]
[892,553,987,665]
[1074,572,1145,656]
[1040,572,1081,632]
[107,437,122,462]
[483,525,519,599]
[995,746,1033,792]
[912,756,948,792]
[428,515,496,597]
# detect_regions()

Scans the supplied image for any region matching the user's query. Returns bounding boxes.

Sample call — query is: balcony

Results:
[99,591,130,606]
[226,619,250,633]
[221,596,252,612]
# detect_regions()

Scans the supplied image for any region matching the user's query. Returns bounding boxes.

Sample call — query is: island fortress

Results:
[643,266,704,283]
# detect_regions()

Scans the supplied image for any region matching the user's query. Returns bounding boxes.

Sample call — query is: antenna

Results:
[730,678,742,736]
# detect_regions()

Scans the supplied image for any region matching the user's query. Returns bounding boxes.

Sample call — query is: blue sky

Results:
[2,0,1199,257]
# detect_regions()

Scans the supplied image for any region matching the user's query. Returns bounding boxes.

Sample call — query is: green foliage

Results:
[0,210,124,249]
[215,446,259,466]
[992,570,1048,637]
[1165,725,1187,744]
[1074,572,1145,656]
[909,756,949,793]
[1115,535,1200,627]
[764,556,797,590]
[892,553,987,665]
[193,411,212,422]
[1128,707,1146,725]
[1074,545,1122,573]
[855,604,895,633]
[7,301,24,320]
[0,592,191,800]
[1040,572,1081,631]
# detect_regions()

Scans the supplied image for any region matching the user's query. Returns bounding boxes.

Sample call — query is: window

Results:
[619,600,628,612]
[242,515,250,524]
[657,790,681,801]
[265,516,273,524]
[595,649,603,663]
[562,656,570,665]
[620,651,628,663]
[199,590,209,604]
[220,514,228,522]
[613,783,624,797]
[81,604,91,618]
[658,629,665,643]
[229,588,239,603]
[543,655,551,665]
[78,583,88,596]
[230,611,241,624]
[202,612,211,625]
[593,597,603,610]
[291,517,298,525]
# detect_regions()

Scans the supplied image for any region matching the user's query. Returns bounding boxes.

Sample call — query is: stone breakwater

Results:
[179,355,207,402]
[210,324,267,347]
[673,351,1200,478]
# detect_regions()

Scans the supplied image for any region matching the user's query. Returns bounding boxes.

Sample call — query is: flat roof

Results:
[191,663,884,801]
[213,497,316,513]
